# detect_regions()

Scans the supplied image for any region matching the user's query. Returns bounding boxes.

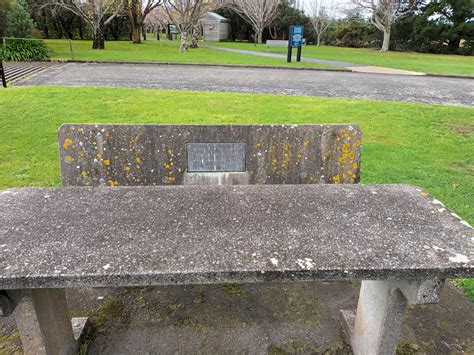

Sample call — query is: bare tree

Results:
[144,6,168,39]
[225,0,279,44]
[351,0,415,51]
[123,0,163,44]
[309,0,338,46]
[164,0,215,52]
[48,0,123,49]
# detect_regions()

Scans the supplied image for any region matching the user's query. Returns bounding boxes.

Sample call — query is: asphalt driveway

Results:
[17,62,474,106]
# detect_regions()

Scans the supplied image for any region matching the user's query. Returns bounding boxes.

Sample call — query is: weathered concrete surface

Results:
[16,63,474,106]
[3,282,473,354]
[0,185,472,289]
[58,124,362,186]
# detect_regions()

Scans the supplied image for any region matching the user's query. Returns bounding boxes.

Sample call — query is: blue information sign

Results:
[289,25,305,47]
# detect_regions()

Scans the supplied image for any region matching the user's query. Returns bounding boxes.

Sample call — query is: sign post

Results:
[0,61,6,88]
[287,25,305,63]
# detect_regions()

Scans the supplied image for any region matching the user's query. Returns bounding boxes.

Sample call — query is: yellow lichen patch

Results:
[420,191,429,197]
[79,151,85,157]
[342,143,350,153]
[65,155,74,162]
[352,162,358,169]
[354,140,361,147]
[96,153,102,159]
[124,166,131,172]
[332,175,340,184]
[255,143,261,148]
[108,180,119,187]
[103,159,110,166]
[63,139,73,150]
[81,171,87,177]
[303,140,310,148]
[348,151,355,159]
[136,157,141,163]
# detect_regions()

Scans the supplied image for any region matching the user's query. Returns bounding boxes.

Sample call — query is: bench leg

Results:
[340,279,443,355]
[7,289,89,355]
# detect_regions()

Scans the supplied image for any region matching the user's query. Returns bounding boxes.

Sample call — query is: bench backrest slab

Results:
[58,124,362,187]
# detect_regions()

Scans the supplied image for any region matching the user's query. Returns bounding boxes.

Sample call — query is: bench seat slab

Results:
[0,184,472,290]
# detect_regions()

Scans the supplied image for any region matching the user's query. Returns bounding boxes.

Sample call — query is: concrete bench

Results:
[1,124,472,355]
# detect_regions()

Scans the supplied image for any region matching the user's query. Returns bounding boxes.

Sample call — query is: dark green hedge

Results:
[0,38,50,61]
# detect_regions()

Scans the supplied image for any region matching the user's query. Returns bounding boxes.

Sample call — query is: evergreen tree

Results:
[0,0,11,38]
[7,0,34,38]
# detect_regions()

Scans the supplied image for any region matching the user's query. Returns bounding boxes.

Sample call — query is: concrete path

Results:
[17,62,474,106]
[202,44,360,68]
[204,45,425,75]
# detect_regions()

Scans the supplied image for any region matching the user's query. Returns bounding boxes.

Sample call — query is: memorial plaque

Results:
[187,143,246,172]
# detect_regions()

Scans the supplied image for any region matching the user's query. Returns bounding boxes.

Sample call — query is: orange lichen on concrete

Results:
[63,139,73,150]
[108,180,119,187]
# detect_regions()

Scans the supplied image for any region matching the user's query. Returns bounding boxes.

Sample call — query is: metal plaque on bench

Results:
[187,143,246,172]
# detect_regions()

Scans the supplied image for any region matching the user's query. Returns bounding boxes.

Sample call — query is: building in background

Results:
[202,12,230,42]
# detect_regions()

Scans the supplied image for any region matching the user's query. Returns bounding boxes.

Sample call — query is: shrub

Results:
[0,38,50,61]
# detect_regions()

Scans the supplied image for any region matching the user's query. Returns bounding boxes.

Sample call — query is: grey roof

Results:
[206,12,229,22]
[0,184,472,289]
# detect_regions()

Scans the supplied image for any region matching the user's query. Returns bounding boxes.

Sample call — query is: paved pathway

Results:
[203,45,425,75]
[202,45,360,68]
[17,62,474,106]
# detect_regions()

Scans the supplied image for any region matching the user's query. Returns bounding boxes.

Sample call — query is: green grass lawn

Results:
[44,39,332,69]
[206,41,474,76]
[1,86,473,299]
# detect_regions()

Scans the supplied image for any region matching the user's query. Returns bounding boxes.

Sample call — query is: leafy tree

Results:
[269,0,309,41]
[7,0,34,38]
[424,0,474,53]
[326,14,380,48]
[0,0,11,38]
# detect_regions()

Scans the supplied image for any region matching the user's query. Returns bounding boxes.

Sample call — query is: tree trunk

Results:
[142,25,146,41]
[129,0,142,44]
[381,29,390,52]
[317,34,321,46]
[92,27,105,50]
[191,36,198,48]
[132,22,141,44]
[256,29,263,44]
[180,31,189,52]
[447,37,460,52]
